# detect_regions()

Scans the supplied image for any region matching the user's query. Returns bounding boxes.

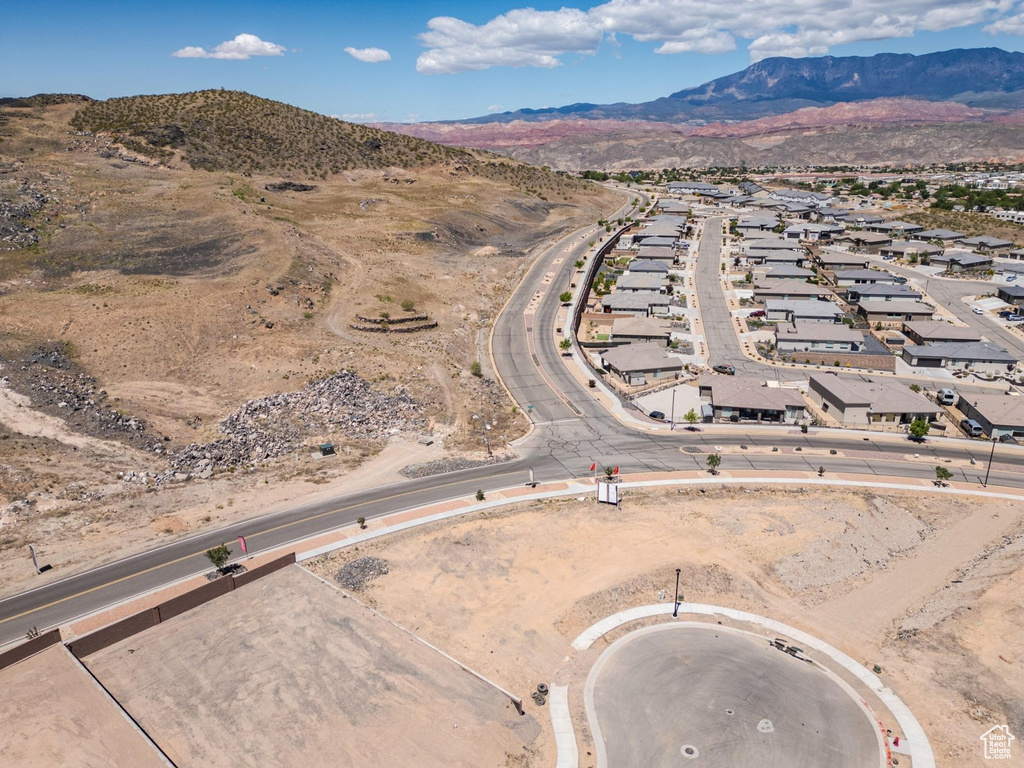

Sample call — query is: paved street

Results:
[588,624,880,768]
[4,195,1024,646]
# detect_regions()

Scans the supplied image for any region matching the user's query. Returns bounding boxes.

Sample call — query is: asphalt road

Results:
[587,625,880,768]
[3,194,1024,647]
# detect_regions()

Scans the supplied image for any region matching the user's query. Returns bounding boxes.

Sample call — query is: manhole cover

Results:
[757,719,774,733]
[681,744,700,758]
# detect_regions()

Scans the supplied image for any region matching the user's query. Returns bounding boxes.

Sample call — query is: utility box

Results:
[319,443,336,457]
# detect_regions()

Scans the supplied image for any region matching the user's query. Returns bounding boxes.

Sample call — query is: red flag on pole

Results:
[613,466,619,475]
[590,462,596,471]
[238,535,248,554]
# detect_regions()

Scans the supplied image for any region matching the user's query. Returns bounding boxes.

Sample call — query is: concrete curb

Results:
[549,684,578,768]
[571,603,935,768]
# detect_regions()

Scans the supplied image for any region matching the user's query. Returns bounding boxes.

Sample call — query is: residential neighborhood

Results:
[568,172,1024,440]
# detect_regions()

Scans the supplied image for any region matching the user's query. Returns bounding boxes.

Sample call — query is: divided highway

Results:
[2,194,1023,646]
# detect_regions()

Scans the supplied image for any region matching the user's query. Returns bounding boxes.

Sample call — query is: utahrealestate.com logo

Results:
[980,725,1015,760]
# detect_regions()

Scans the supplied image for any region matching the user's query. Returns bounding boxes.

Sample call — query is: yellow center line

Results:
[0,468,524,626]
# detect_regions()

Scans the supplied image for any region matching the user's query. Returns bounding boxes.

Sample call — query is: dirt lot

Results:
[0,101,619,592]
[0,644,167,767]
[85,565,537,768]
[306,485,1024,767]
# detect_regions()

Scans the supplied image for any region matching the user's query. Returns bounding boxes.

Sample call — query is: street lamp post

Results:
[983,437,997,487]
[673,568,681,617]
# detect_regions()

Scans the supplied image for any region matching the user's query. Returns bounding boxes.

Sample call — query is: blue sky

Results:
[4,0,1024,122]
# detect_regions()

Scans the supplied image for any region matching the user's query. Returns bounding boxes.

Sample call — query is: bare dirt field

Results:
[85,565,539,768]
[306,485,1024,767]
[0,644,167,767]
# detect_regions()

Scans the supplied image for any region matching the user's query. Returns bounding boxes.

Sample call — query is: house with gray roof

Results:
[627,259,670,274]
[600,342,684,386]
[610,317,672,344]
[911,228,964,242]
[814,250,870,271]
[857,300,934,326]
[636,245,677,262]
[879,240,944,260]
[754,279,832,302]
[616,273,667,293]
[837,212,884,227]
[902,321,982,345]
[929,250,993,271]
[775,322,865,353]
[847,283,922,303]
[957,235,1014,252]
[866,220,924,236]
[997,284,1024,307]
[957,393,1024,439]
[834,231,892,252]
[666,181,718,195]
[698,375,806,424]
[765,299,845,324]
[764,265,814,280]
[782,223,844,241]
[735,214,779,234]
[901,342,1017,374]
[834,269,899,287]
[601,291,672,316]
[808,373,939,427]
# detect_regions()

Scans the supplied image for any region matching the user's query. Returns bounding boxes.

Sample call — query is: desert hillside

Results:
[0,94,618,589]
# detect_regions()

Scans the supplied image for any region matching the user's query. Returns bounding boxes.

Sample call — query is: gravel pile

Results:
[335,557,389,590]
[169,370,427,475]
[400,454,511,479]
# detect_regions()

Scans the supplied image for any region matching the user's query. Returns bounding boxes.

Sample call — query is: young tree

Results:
[559,338,572,352]
[706,453,721,475]
[400,299,415,312]
[205,544,230,573]
[684,408,699,428]
[908,417,931,441]
[469,361,483,378]
[475,489,485,501]
[934,466,953,484]
[559,291,573,303]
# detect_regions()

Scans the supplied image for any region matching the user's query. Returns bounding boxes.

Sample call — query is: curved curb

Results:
[571,603,934,768]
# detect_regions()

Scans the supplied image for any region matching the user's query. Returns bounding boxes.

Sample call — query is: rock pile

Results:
[400,455,511,479]
[5,345,160,449]
[169,370,426,474]
[335,556,389,590]
[0,183,47,250]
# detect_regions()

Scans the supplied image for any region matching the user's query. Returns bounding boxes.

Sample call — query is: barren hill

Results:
[0,94,618,591]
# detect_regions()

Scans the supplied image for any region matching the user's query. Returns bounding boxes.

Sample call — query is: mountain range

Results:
[379,47,1024,169]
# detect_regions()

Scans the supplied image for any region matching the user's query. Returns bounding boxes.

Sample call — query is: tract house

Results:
[600,343,684,386]
[901,342,1017,374]
[957,393,1024,439]
[765,300,845,324]
[698,375,806,424]
[754,279,833,302]
[775,322,865,353]
[808,373,939,427]
[857,300,935,326]
[902,321,982,345]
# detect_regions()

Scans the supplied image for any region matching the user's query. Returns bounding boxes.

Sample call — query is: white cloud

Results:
[172,33,285,60]
[344,46,392,63]
[339,112,378,121]
[487,104,505,112]
[416,0,1017,73]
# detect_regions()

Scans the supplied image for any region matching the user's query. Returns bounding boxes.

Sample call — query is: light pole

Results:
[983,436,997,487]
[673,568,681,617]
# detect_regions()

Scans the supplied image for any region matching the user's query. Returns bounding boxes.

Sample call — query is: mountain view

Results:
[381,48,1024,168]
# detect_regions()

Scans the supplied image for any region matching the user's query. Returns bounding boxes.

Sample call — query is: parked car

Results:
[973,307,985,315]
[713,364,736,375]
[937,388,956,406]
[748,310,766,317]
[649,410,666,421]
[1010,314,1024,322]
[999,433,1019,444]
[1008,275,1018,282]
[999,310,1015,319]
[960,418,984,437]
[892,276,908,284]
